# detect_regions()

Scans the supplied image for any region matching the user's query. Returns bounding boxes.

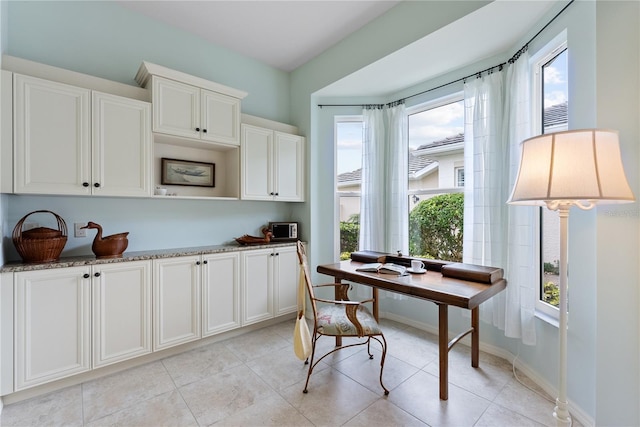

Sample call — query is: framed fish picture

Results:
[161,158,215,187]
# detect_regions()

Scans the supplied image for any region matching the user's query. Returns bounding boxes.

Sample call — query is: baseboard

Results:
[380,311,594,426]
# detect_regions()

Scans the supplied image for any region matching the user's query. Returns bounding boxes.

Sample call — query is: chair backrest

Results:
[296,241,318,317]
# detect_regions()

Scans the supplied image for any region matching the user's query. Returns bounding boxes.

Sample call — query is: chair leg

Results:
[371,334,389,395]
[303,333,318,393]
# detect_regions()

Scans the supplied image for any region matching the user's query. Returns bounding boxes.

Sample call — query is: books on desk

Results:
[356,263,408,276]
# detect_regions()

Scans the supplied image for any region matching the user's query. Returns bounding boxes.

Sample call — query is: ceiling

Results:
[117,0,561,98]
[117,0,400,72]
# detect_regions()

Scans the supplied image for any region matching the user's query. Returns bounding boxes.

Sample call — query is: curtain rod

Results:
[318,0,574,109]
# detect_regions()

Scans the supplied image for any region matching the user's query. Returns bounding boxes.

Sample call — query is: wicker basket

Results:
[13,210,68,263]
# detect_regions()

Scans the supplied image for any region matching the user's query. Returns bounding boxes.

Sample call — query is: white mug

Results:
[411,259,425,271]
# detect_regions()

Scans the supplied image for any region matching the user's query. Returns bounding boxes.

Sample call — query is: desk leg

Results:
[471,307,479,368]
[438,304,448,400]
[372,288,379,321]
[335,278,342,347]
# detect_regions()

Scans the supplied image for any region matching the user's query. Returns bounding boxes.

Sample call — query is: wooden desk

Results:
[317,260,507,400]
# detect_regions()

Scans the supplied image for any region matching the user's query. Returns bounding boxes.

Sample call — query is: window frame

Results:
[335,115,364,259]
[530,30,568,321]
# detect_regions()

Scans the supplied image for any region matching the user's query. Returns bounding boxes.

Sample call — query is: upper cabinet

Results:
[152,77,241,146]
[241,124,305,202]
[136,62,246,147]
[13,74,151,197]
[135,62,247,199]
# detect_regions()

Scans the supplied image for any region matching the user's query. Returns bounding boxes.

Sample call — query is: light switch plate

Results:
[75,223,87,237]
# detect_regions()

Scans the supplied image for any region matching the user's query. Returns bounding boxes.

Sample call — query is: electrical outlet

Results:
[75,223,87,238]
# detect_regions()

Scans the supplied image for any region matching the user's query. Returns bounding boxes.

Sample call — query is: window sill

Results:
[534,310,559,328]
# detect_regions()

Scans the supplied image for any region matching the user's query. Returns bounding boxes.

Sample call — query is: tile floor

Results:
[0,318,561,426]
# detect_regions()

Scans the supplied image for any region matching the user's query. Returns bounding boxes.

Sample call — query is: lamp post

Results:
[507,129,634,427]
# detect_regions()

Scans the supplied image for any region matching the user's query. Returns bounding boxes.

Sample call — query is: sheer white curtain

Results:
[503,52,537,345]
[384,103,408,255]
[463,53,537,344]
[463,72,507,326]
[359,107,386,252]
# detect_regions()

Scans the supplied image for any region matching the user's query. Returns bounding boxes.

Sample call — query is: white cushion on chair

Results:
[316,304,382,336]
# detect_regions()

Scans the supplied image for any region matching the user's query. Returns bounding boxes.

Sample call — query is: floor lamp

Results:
[507,129,635,427]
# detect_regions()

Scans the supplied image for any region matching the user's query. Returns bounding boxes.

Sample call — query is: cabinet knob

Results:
[83,182,90,187]
[94,183,100,188]
[195,127,200,132]
[275,252,279,256]
[94,272,101,277]
[202,129,207,133]
[203,260,208,264]
[83,273,90,279]
[275,192,279,196]
[196,261,201,265]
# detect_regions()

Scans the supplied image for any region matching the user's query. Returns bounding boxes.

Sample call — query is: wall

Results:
[594,1,640,424]
[1,1,296,261]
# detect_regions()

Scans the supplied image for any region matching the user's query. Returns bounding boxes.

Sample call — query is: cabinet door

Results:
[274,246,300,316]
[201,89,240,146]
[15,267,91,391]
[92,261,152,368]
[92,92,152,197]
[153,256,201,351]
[152,76,200,139]
[241,124,273,200]
[14,74,91,195]
[241,248,274,325]
[202,252,240,336]
[274,132,305,202]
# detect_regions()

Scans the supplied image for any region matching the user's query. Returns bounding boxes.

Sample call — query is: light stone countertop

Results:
[0,241,298,273]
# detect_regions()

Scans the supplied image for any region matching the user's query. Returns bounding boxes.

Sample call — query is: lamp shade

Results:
[508,129,635,206]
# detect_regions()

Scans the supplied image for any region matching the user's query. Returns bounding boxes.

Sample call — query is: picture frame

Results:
[161,158,215,187]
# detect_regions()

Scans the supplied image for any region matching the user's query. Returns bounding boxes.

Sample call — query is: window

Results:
[455,166,465,188]
[407,95,464,260]
[335,117,364,259]
[531,31,568,318]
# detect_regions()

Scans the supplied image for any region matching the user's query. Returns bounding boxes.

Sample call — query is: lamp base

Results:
[553,397,572,427]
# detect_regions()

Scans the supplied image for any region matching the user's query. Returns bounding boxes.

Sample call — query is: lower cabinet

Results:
[241,245,299,326]
[152,256,201,351]
[14,267,91,391]
[14,261,152,391]
[202,251,241,336]
[92,261,152,368]
[7,245,296,393]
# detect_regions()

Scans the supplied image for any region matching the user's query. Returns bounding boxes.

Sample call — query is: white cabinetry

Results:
[273,246,299,316]
[152,76,241,146]
[14,267,91,391]
[13,261,152,391]
[202,252,241,336]
[13,74,151,196]
[152,256,202,351]
[241,124,305,202]
[92,261,152,368]
[135,62,247,199]
[241,246,299,326]
[91,92,152,197]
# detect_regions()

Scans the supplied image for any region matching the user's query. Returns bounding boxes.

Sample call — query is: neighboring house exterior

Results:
[337,103,567,222]
[337,133,464,221]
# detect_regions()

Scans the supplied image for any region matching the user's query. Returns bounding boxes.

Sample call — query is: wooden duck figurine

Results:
[235,227,273,245]
[81,221,129,259]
